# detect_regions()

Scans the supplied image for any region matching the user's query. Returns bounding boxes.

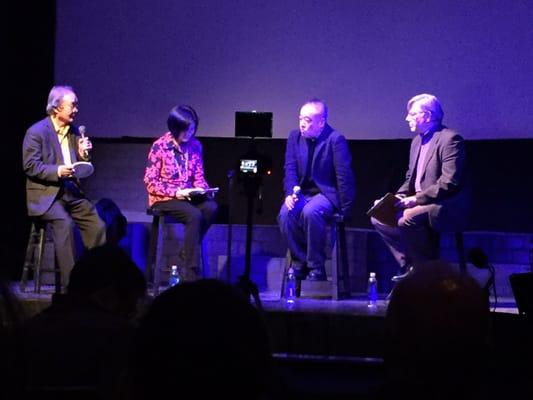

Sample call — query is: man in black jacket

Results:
[22,85,106,288]
[278,98,355,281]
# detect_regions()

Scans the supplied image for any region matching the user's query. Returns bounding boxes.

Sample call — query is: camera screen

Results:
[240,159,258,174]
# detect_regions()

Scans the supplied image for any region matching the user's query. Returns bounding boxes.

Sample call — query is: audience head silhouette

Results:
[385,260,490,398]
[14,244,146,398]
[125,279,272,399]
[67,244,146,317]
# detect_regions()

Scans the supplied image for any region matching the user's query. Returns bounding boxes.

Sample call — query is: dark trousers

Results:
[151,198,218,275]
[40,189,106,287]
[277,193,334,272]
[371,204,441,271]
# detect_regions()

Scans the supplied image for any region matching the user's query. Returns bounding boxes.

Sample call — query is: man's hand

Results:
[395,195,417,209]
[78,136,92,158]
[58,165,74,178]
[284,194,299,210]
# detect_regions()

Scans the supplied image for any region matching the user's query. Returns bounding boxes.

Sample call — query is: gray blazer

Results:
[22,117,87,216]
[397,126,470,231]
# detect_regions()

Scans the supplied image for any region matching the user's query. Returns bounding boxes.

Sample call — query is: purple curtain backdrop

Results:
[55,0,532,139]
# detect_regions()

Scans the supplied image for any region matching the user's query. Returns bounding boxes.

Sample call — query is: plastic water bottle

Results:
[367,272,378,309]
[286,268,297,305]
[168,265,181,288]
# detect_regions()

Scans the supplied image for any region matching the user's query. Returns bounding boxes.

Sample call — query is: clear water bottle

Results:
[285,268,297,305]
[367,272,378,309]
[168,265,181,288]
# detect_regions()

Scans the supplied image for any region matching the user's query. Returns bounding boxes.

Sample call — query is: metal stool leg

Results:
[146,215,160,286]
[20,223,38,293]
[153,216,165,296]
[200,238,208,278]
[34,224,45,293]
[331,216,350,300]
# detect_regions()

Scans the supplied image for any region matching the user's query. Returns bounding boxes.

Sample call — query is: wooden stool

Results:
[280,213,351,300]
[146,208,207,296]
[20,220,61,294]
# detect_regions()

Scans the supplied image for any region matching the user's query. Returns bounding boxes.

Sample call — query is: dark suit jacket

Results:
[397,125,470,231]
[22,117,87,216]
[283,124,355,216]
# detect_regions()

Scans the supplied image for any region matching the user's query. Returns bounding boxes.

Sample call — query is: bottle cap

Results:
[369,272,376,278]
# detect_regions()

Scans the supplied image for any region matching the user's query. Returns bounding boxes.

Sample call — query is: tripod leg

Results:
[236,275,263,311]
[250,283,263,311]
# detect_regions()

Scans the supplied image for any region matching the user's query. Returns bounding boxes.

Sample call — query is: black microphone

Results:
[467,247,489,269]
[79,125,89,158]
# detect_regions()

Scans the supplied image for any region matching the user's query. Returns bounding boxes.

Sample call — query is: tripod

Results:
[235,172,264,310]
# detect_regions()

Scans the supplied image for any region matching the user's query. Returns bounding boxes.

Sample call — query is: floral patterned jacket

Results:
[144,132,209,206]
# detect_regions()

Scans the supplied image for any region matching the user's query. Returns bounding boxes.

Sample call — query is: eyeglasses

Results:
[60,101,78,111]
[406,110,426,119]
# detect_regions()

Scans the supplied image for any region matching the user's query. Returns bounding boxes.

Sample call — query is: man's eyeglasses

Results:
[60,102,78,111]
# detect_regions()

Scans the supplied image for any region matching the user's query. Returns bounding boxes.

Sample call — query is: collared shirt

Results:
[414,128,437,193]
[50,117,73,166]
[144,132,209,206]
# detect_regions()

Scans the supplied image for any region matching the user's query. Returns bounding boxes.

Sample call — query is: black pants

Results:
[41,187,106,287]
[151,198,218,276]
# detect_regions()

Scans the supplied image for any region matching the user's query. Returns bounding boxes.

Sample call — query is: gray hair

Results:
[46,85,76,115]
[407,93,444,123]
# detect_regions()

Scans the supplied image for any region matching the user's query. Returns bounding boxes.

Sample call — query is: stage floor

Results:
[10,281,519,339]
[11,282,519,310]
[11,282,519,315]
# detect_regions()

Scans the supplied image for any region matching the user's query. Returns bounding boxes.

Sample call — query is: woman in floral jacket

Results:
[144,105,218,281]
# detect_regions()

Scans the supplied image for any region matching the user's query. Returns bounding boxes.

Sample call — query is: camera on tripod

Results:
[235,110,273,181]
[228,110,274,308]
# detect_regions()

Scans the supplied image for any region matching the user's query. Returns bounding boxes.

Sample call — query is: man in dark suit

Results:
[278,98,355,281]
[371,93,469,281]
[22,85,106,288]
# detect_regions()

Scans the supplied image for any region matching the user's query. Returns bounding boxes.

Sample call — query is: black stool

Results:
[146,208,207,296]
[280,213,351,300]
[20,220,61,294]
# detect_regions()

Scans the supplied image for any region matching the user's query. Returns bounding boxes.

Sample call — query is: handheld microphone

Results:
[292,185,301,196]
[79,125,89,158]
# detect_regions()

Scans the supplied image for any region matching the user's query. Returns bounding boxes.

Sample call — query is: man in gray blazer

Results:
[278,99,355,281]
[371,94,469,281]
[22,85,106,288]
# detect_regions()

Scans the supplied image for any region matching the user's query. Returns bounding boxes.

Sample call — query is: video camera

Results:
[239,159,258,175]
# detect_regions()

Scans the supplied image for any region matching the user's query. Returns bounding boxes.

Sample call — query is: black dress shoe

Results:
[307,269,327,281]
[290,263,308,280]
[391,266,414,282]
